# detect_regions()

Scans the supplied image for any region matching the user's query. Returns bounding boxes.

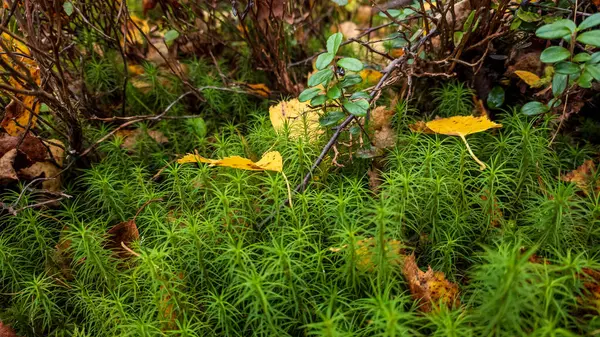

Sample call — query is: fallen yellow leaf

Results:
[269,98,322,141]
[515,70,541,87]
[426,115,502,170]
[178,151,282,172]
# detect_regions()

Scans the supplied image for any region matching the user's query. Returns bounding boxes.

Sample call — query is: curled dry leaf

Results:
[409,121,435,134]
[18,139,65,192]
[0,149,18,185]
[426,115,502,170]
[402,254,460,312]
[269,98,322,141]
[115,129,169,150]
[561,160,599,196]
[0,321,20,337]
[178,151,282,172]
[374,126,396,149]
[107,219,140,260]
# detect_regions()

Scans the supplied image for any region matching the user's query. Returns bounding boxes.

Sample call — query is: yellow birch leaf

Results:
[269,98,322,141]
[178,151,282,172]
[426,115,502,170]
[515,70,541,87]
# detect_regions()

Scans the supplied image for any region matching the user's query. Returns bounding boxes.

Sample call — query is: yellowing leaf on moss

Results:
[269,98,322,141]
[426,115,502,170]
[178,151,282,172]
[359,69,383,87]
[515,70,541,87]
[329,237,405,272]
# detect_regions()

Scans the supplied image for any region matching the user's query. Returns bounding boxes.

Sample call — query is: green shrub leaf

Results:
[337,58,363,72]
[350,91,370,100]
[540,46,570,63]
[316,52,334,70]
[299,87,322,102]
[63,1,73,16]
[577,31,600,47]
[308,69,333,87]
[164,30,180,43]
[344,100,368,117]
[319,110,346,126]
[552,74,568,96]
[578,13,600,31]
[327,85,341,99]
[327,33,343,55]
[573,53,592,63]
[536,20,575,39]
[585,64,600,81]
[339,74,362,87]
[521,101,550,116]
[310,94,327,106]
[487,86,504,109]
[555,61,580,75]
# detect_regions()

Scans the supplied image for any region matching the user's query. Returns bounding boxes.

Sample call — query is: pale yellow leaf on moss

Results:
[178,151,282,172]
[269,98,322,140]
[426,115,501,137]
[426,115,502,170]
[515,70,541,87]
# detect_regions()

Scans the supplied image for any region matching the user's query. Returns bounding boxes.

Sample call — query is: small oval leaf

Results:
[337,58,364,72]
[540,46,570,63]
[316,52,334,70]
[521,101,550,116]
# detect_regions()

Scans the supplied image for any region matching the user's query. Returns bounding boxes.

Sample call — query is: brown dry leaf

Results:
[374,127,396,149]
[0,149,18,185]
[107,219,140,260]
[18,139,65,192]
[426,115,502,170]
[146,38,170,65]
[355,5,373,24]
[334,21,360,39]
[480,190,503,227]
[115,129,169,150]
[402,254,460,312]
[247,83,271,98]
[409,121,435,134]
[0,133,50,163]
[256,0,284,21]
[143,0,157,15]
[329,237,405,272]
[367,168,382,194]
[269,98,322,140]
[594,0,600,9]
[178,151,282,172]
[514,70,542,87]
[561,160,599,196]
[371,106,394,130]
[0,321,20,337]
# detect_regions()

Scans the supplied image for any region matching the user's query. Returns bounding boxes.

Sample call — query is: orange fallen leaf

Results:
[561,160,599,196]
[402,254,460,312]
[426,115,502,170]
[247,83,271,98]
[0,321,20,337]
[178,151,282,172]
